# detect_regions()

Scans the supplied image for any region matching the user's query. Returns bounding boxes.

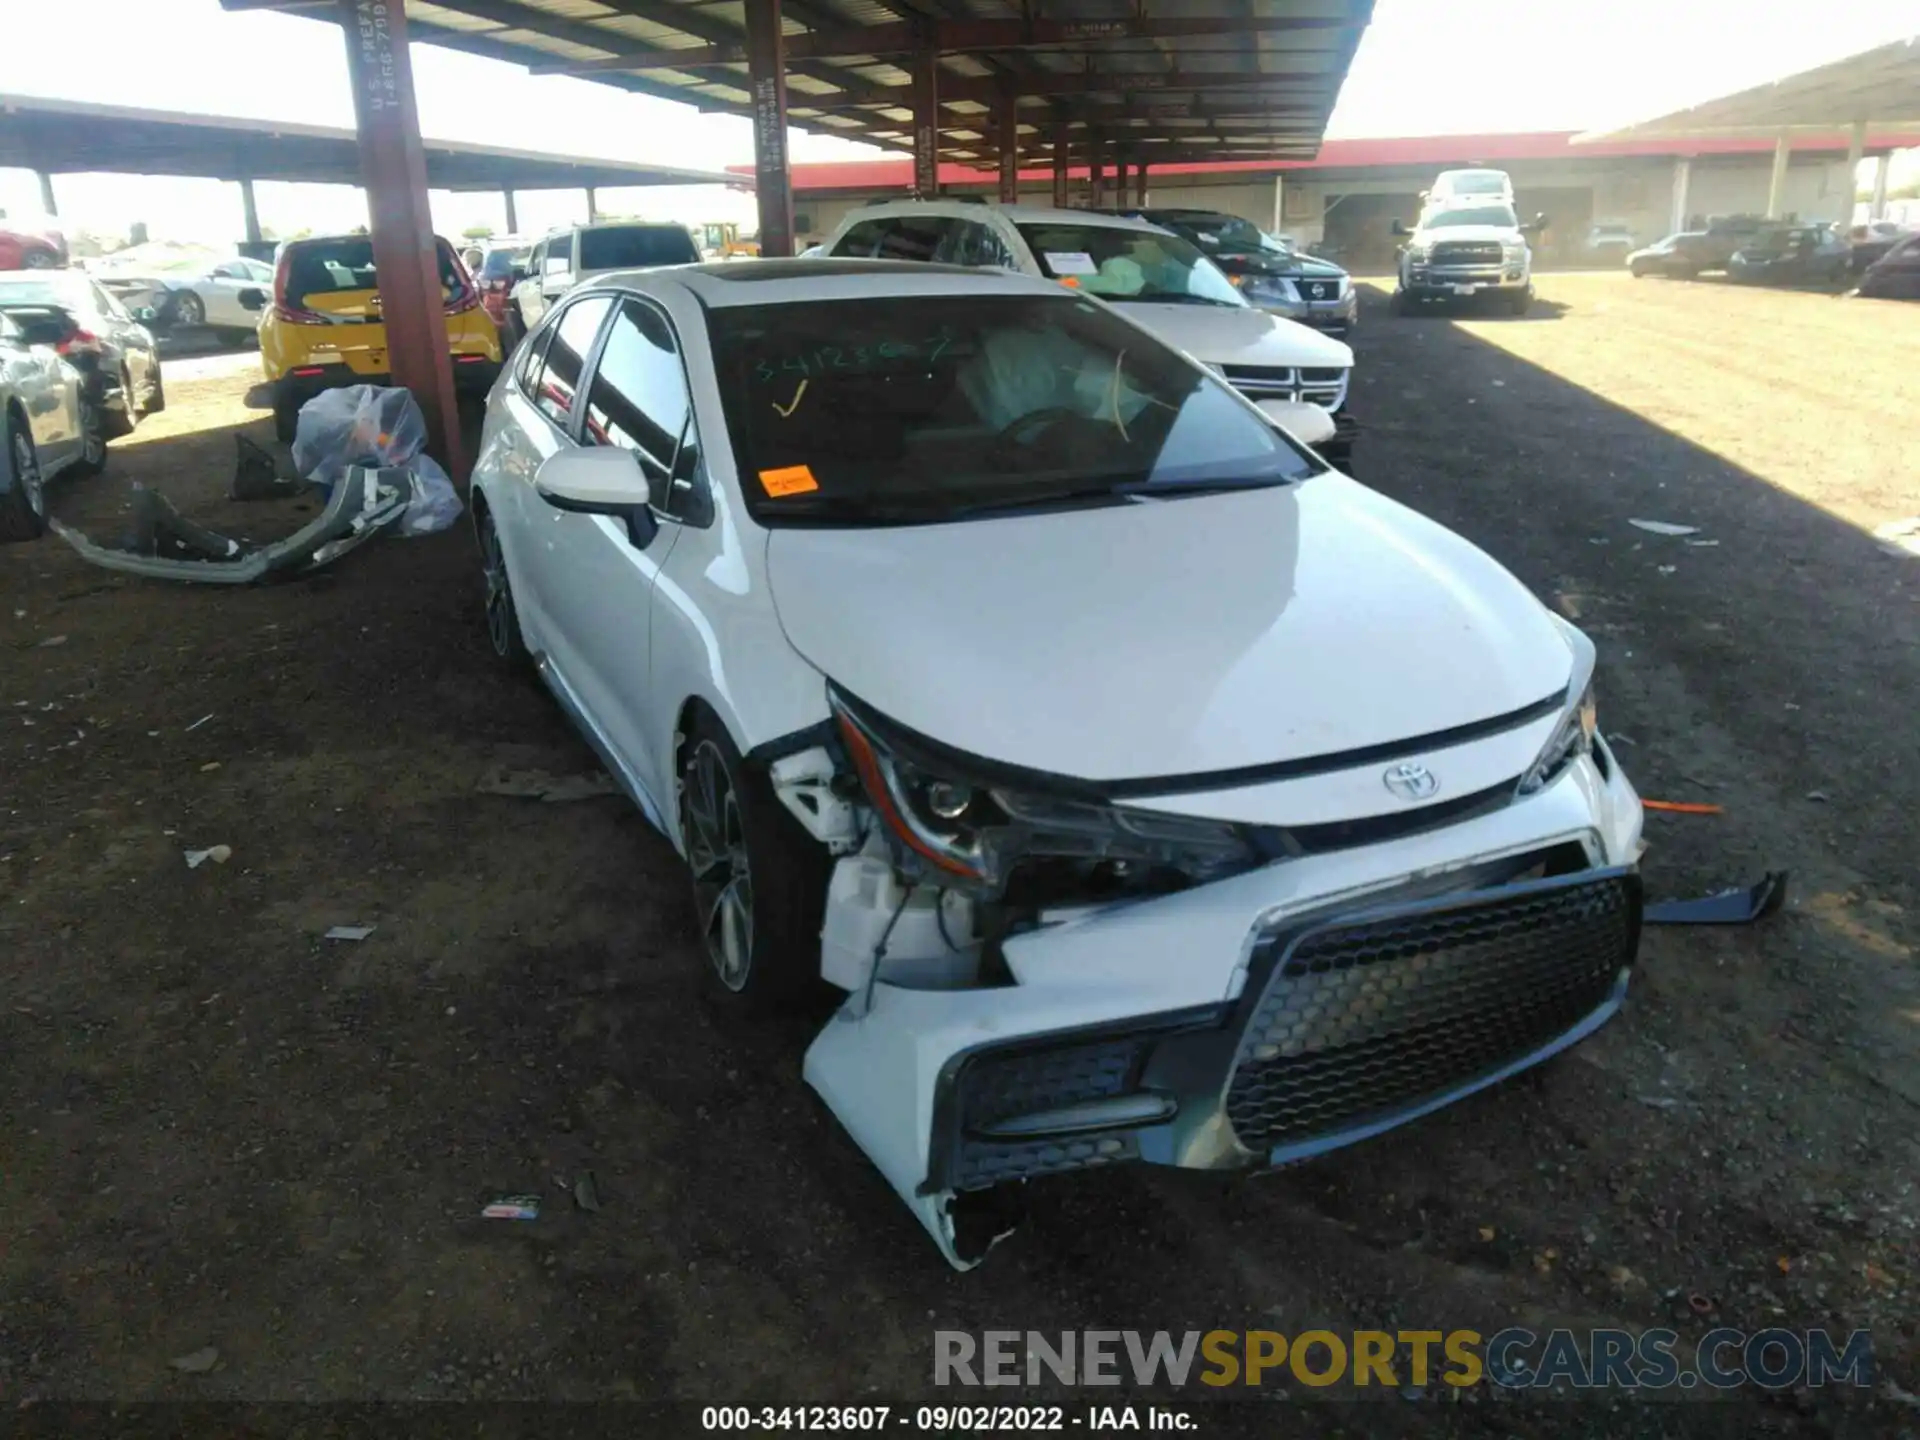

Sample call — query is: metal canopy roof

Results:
[0,92,734,189]
[1577,35,1920,143]
[221,0,1373,167]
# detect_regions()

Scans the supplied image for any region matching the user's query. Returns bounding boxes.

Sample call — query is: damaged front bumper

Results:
[804,748,1644,1269]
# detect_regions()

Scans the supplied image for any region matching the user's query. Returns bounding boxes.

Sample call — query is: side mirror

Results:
[1522,213,1549,235]
[534,447,660,546]
[1257,399,1337,450]
[1390,219,1410,238]
[238,287,267,312]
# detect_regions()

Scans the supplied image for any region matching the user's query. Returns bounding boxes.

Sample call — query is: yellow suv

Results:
[255,234,502,440]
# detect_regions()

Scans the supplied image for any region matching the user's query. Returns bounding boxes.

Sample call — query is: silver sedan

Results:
[0,309,102,543]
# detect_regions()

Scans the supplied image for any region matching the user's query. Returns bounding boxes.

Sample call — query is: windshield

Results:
[481,246,531,279]
[0,274,91,310]
[708,293,1313,527]
[1014,223,1245,306]
[1167,214,1291,257]
[578,226,700,271]
[1424,204,1520,231]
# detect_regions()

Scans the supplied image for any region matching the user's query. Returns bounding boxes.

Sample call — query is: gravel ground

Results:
[2,273,1916,1436]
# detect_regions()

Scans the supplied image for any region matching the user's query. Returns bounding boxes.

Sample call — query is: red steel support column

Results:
[338,0,462,477]
[996,89,1019,203]
[745,0,795,257]
[1051,115,1069,207]
[912,43,940,198]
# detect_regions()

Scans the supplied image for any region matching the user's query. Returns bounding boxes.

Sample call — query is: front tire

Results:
[171,292,206,328]
[1506,287,1532,315]
[21,248,58,270]
[144,363,167,415]
[0,415,49,543]
[478,508,531,671]
[71,394,108,477]
[677,711,829,1010]
[1391,288,1415,315]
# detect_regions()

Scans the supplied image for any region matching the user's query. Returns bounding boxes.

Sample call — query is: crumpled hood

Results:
[767,476,1572,783]
[1116,301,1353,369]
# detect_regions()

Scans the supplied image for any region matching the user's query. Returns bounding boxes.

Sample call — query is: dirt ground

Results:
[3,277,1918,1435]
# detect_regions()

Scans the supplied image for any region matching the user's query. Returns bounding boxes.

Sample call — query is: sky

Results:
[0,0,1912,247]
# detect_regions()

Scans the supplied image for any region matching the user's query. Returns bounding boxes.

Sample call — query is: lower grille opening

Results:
[1225,871,1640,1153]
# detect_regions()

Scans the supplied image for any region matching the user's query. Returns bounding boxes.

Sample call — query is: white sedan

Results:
[471,260,1646,1269]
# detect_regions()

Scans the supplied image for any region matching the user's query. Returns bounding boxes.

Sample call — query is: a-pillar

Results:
[35,170,56,217]
[336,0,461,477]
[996,90,1018,203]
[1669,157,1691,236]
[1051,115,1070,208]
[1842,122,1865,225]
[239,177,262,245]
[912,42,940,198]
[1870,152,1891,220]
[503,188,519,234]
[1765,134,1791,219]
[744,0,794,257]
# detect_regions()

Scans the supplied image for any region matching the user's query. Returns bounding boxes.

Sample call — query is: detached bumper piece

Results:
[916,868,1640,1259]
[48,465,411,584]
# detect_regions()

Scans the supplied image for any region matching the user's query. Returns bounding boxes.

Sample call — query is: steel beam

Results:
[1766,133,1791,218]
[1051,114,1069,207]
[996,89,1018,203]
[36,170,57,217]
[535,16,1350,75]
[239,176,262,243]
[1871,152,1891,220]
[912,45,940,197]
[755,67,1330,109]
[336,0,462,476]
[503,188,518,232]
[744,0,795,257]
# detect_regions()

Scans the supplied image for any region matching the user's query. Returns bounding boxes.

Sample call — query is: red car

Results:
[0,226,68,271]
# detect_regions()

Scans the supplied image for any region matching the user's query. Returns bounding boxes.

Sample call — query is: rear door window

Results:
[578,227,699,271]
[831,215,962,263]
[530,294,613,430]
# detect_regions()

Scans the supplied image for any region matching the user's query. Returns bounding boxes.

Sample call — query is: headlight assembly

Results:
[1517,618,1599,795]
[830,691,1263,892]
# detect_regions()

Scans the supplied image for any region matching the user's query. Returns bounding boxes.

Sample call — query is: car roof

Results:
[845,199,1170,235]
[587,257,1074,309]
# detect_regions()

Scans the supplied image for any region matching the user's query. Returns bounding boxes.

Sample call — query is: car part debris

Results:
[230,433,301,501]
[481,1195,541,1221]
[184,845,232,870]
[1629,519,1701,537]
[49,465,410,584]
[572,1171,602,1213]
[324,924,376,941]
[1641,799,1723,815]
[475,766,621,803]
[294,384,462,536]
[1645,870,1788,926]
[168,1347,220,1374]
[185,714,214,732]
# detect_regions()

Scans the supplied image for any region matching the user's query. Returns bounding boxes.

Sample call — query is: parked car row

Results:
[1628,218,1905,291]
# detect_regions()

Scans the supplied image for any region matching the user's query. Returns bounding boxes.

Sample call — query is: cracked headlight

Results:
[1518,619,1599,796]
[831,690,1261,890]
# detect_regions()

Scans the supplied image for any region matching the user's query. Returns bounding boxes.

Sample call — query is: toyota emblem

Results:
[1382,762,1439,802]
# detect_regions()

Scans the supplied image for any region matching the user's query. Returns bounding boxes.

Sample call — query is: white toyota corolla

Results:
[471,259,1646,1270]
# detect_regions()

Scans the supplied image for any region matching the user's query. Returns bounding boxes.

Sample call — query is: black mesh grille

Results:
[1225,873,1639,1152]
[1431,241,1505,265]
[951,1038,1148,1188]
[1299,280,1338,301]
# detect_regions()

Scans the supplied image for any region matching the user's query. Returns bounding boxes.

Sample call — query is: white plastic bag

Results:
[400,453,462,537]
[292,385,429,489]
[291,384,461,537]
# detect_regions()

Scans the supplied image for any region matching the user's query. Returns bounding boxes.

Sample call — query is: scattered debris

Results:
[1629,519,1701,537]
[1685,539,1720,548]
[169,1346,220,1374]
[185,714,215,733]
[1607,732,1636,746]
[1656,565,1677,576]
[324,925,377,942]
[573,1171,603,1213]
[1646,871,1790,927]
[476,766,621,804]
[1477,1225,1496,1241]
[199,762,221,773]
[1687,1293,1715,1316]
[1641,800,1724,814]
[294,385,463,536]
[1805,790,1830,803]
[230,433,301,502]
[183,845,233,870]
[1636,1094,1683,1111]
[481,1195,542,1221]
[37,634,68,648]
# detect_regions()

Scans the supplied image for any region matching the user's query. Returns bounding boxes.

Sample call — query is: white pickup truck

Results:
[1390,197,1548,315]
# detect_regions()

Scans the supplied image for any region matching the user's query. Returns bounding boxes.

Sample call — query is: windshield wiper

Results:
[1116,293,1240,307]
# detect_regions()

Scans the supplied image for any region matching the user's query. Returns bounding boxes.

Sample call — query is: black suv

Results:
[1129,208,1358,337]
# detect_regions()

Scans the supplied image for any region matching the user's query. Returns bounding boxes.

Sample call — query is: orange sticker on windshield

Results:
[759,464,820,497]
